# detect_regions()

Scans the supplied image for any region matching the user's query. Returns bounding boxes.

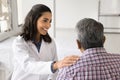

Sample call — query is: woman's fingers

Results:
[64,55,80,62]
[65,55,79,58]
[56,55,80,68]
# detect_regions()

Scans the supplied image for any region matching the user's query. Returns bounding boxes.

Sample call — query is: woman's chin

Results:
[41,32,47,35]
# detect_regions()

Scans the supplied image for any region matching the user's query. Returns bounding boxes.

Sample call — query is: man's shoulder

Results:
[65,52,120,71]
[57,53,120,80]
[100,52,120,61]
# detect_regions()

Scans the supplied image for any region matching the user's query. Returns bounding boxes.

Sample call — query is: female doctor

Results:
[11,4,79,80]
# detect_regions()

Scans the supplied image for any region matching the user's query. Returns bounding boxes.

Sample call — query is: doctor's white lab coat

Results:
[11,36,58,80]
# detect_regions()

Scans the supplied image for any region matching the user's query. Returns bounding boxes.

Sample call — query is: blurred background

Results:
[0,0,120,80]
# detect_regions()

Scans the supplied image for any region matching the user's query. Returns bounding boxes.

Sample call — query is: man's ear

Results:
[103,36,106,44]
[76,40,81,49]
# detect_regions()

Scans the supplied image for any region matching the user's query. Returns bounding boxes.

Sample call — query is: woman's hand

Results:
[53,55,80,70]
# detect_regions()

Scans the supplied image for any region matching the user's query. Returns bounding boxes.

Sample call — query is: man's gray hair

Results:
[75,18,104,49]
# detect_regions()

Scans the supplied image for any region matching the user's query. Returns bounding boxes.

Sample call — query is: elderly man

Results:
[56,18,120,80]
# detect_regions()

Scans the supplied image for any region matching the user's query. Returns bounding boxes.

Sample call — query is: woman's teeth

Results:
[43,28,48,31]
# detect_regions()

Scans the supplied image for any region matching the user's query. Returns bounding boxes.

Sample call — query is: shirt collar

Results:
[82,47,106,56]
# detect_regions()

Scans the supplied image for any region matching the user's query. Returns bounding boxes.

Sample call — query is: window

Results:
[0,0,20,41]
[98,0,120,33]
[0,0,11,32]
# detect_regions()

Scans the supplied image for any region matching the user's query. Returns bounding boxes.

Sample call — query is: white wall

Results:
[104,34,120,53]
[55,0,120,53]
[56,0,98,29]
[17,0,23,25]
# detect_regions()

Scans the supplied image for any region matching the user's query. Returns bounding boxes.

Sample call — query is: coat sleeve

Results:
[48,38,58,80]
[51,39,58,61]
[12,36,53,74]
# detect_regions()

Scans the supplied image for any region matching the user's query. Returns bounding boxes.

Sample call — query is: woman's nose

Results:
[46,23,51,28]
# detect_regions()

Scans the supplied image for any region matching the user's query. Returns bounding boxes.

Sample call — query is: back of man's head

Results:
[76,18,104,50]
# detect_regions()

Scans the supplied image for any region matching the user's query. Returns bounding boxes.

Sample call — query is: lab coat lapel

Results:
[38,40,53,61]
[37,39,46,59]
[27,41,40,60]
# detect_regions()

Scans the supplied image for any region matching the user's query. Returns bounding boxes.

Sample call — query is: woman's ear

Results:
[76,40,81,49]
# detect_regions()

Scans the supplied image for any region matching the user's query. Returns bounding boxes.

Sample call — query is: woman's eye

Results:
[43,20,47,22]
[50,20,52,23]
[43,19,51,23]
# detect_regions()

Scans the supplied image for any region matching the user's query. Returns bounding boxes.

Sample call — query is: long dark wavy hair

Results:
[20,4,52,43]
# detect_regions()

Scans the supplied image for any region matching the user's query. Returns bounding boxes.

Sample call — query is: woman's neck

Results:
[35,34,41,43]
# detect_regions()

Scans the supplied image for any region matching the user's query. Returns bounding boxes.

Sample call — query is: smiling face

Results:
[36,12,52,36]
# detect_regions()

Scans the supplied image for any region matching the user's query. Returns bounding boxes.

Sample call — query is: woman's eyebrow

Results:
[43,18,49,20]
[43,18,52,22]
